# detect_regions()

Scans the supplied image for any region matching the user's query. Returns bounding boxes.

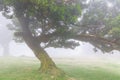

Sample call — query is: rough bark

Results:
[16,16,65,79]
[34,48,65,75]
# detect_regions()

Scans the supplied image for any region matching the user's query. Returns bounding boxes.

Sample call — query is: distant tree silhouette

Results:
[0,20,12,56]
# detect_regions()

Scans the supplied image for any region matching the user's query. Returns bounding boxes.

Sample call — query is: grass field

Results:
[0,56,120,80]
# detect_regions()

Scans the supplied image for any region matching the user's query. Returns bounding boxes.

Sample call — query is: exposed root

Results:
[38,66,79,80]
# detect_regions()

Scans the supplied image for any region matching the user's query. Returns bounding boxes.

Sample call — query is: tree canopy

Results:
[0,0,120,53]
[76,0,120,53]
[1,0,82,48]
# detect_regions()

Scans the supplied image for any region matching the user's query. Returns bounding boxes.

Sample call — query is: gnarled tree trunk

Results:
[17,17,66,79]
[33,46,65,77]
[26,38,65,77]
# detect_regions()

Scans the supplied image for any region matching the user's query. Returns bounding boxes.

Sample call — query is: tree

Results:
[0,14,12,56]
[0,0,81,79]
[0,0,120,80]
[0,33,11,56]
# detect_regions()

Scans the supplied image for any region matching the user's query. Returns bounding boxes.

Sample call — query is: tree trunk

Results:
[16,16,66,79]
[34,47,65,75]
[23,32,65,79]
[25,40,66,79]
[26,43,66,79]
[3,44,10,56]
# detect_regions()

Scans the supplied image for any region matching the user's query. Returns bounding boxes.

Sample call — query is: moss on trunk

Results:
[34,48,67,79]
[17,16,77,80]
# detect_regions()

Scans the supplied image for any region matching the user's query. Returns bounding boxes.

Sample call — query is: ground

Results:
[0,56,120,80]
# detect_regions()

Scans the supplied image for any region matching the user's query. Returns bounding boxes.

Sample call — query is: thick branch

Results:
[74,34,120,45]
[37,32,120,45]
[73,34,120,52]
[36,29,120,51]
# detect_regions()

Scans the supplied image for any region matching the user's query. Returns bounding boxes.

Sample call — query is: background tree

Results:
[0,29,12,56]
[0,13,12,56]
[0,0,120,80]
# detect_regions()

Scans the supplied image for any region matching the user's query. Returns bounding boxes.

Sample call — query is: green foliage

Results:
[108,15,120,36]
[2,0,120,51]
[1,0,81,49]
[3,0,81,24]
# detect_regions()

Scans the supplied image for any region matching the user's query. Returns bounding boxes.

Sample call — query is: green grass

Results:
[0,57,120,80]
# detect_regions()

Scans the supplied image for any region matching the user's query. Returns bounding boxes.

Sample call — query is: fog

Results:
[0,12,120,60]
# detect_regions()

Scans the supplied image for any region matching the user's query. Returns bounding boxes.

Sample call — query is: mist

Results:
[0,11,120,60]
[1,1,120,80]
[0,0,120,59]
